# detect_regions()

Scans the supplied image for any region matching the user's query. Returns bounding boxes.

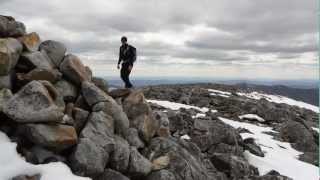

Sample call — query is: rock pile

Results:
[0,15,294,180]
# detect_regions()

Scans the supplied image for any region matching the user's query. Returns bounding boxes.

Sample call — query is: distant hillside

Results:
[235,83,318,106]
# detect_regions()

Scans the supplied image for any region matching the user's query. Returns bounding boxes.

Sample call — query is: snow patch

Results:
[312,127,319,133]
[208,89,231,98]
[237,91,319,113]
[192,113,206,118]
[239,114,265,122]
[219,117,319,180]
[0,131,90,180]
[180,135,191,140]
[147,99,209,113]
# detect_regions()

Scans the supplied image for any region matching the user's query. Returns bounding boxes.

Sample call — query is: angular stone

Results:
[0,74,12,89]
[243,138,264,157]
[94,169,130,180]
[69,138,110,177]
[154,111,170,138]
[20,51,54,70]
[128,146,152,177]
[39,40,66,67]
[72,107,89,134]
[92,77,109,93]
[17,68,62,83]
[22,124,77,151]
[18,32,41,52]
[59,54,91,85]
[0,38,23,75]
[81,81,109,106]
[11,174,41,180]
[0,88,12,112]
[125,128,145,149]
[152,155,170,170]
[123,90,159,142]
[108,88,131,99]
[3,80,64,123]
[54,79,78,102]
[109,136,130,173]
[0,15,26,38]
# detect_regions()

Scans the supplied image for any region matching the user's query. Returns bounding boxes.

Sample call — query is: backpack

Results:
[130,45,137,63]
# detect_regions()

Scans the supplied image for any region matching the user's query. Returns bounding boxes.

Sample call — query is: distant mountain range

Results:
[104,77,318,106]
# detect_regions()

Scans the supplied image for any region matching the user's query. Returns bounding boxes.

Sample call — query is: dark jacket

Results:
[118,44,136,66]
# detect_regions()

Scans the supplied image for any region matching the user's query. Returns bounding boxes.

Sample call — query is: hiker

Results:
[117,36,136,88]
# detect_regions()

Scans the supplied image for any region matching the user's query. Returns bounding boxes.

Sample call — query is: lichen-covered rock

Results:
[72,107,89,134]
[109,136,130,173]
[3,81,64,123]
[60,54,91,85]
[21,124,77,151]
[0,73,12,89]
[108,88,131,99]
[54,79,78,102]
[16,68,62,83]
[0,38,23,75]
[128,146,152,177]
[146,170,176,180]
[92,76,109,93]
[18,32,41,52]
[94,169,130,180]
[0,88,12,112]
[39,40,66,67]
[125,128,145,148]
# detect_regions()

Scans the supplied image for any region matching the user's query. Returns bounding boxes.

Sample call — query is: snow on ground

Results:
[147,99,210,113]
[0,131,90,180]
[180,135,191,140]
[239,114,265,122]
[208,89,232,98]
[237,91,319,113]
[312,127,319,133]
[219,117,319,180]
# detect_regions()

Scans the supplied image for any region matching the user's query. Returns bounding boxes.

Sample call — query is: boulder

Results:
[210,153,258,179]
[251,170,293,180]
[146,170,176,180]
[22,124,77,151]
[72,107,89,134]
[11,174,41,180]
[3,81,64,123]
[146,137,217,180]
[0,38,23,75]
[243,138,264,157]
[125,128,145,149]
[92,76,109,93]
[94,169,130,180]
[59,54,91,85]
[153,110,170,138]
[0,15,26,37]
[16,68,62,83]
[20,51,54,70]
[24,146,66,164]
[69,138,111,177]
[280,120,317,152]
[39,40,66,67]
[123,90,159,142]
[54,79,78,102]
[108,88,131,99]
[128,146,152,177]
[109,136,130,173]
[18,32,41,52]
[83,81,130,137]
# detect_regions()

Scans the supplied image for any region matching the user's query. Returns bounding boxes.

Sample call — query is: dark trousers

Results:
[120,63,133,88]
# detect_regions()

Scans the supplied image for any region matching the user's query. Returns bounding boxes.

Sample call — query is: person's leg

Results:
[120,66,128,88]
[121,64,131,88]
[126,67,133,88]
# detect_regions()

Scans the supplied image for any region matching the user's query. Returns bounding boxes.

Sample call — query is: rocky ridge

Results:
[0,15,315,180]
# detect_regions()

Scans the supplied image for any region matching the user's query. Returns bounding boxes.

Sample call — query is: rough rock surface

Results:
[0,38,23,75]
[39,40,66,67]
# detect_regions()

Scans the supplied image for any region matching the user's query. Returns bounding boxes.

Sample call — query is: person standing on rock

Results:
[117,36,136,88]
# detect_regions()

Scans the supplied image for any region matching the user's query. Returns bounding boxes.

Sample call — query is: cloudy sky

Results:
[1,0,318,80]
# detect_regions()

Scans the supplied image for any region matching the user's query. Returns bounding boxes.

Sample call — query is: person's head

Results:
[121,36,127,45]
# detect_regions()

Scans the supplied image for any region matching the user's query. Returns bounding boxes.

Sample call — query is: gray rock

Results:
[123,90,159,142]
[0,73,12,89]
[125,128,145,148]
[108,88,131,99]
[0,15,26,38]
[72,107,89,134]
[0,88,12,112]
[243,138,264,157]
[74,95,90,111]
[18,32,41,52]
[299,152,318,166]
[146,137,217,180]
[94,169,129,180]
[69,138,111,177]
[20,51,54,70]
[280,120,317,152]
[146,170,176,180]
[39,40,66,67]
[0,38,23,75]
[11,174,41,180]
[251,170,293,180]
[92,76,109,93]
[83,82,130,137]
[26,146,66,164]
[22,124,77,151]
[60,54,91,85]
[153,110,170,137]
[54,79,78,102]
[110,136,130,173]
[210,153,258,179]
[128,146,152,177]
[3,81,64,123]
[16,68,62,83]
